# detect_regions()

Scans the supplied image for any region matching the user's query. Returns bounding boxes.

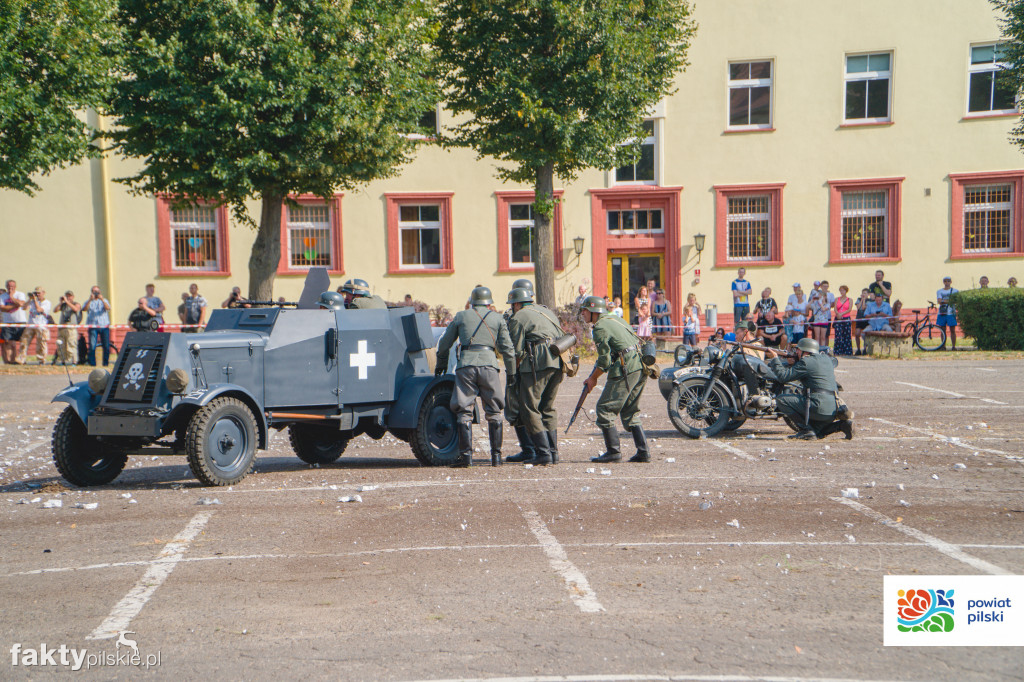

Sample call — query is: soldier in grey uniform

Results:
[504,278,538,463]
[318,291,346,310]
[435,286,515,466]
[341,279,387,310]
[763,337,853,440]
[507,287,564,465]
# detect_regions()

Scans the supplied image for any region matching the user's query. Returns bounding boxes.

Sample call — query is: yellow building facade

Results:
[2,0,1023,331]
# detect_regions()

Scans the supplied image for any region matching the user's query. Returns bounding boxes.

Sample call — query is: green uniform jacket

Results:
[437,305,515,374]
[768,353,839,417]
[593,313,642,379]
[508,304,563,374]
[351,295,387,310]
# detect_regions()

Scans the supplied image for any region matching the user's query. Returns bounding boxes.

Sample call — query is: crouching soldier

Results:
[507,286,564,465]
[436,286,515,466]
[504,279,537,463]
[579,296,650,463]
[763,337,853,440]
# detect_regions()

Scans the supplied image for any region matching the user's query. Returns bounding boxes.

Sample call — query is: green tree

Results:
[435,0,696,307]
[109,0,437,299]
[992,0,1024,146]
[0,0,118,194]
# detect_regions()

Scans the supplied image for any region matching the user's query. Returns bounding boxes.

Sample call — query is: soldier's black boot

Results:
[506,426,536,463]
[591,427,622,463]
[547,429,559,465]
[488,420,503,466]
[454,422,473,467]
[819,420,854,440]
[628,425,650,462]
[529,431,552,466]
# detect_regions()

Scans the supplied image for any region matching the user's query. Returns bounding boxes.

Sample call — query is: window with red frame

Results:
[963,184,1013,252]
[840,190,889,257]
[169,203,222,271]
[726,195,771,261]
[286,203,334,268]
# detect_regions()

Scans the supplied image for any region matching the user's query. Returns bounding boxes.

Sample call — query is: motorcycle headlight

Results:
[674,345,687,365]
[88,369,111,395]
[165,368,189,395]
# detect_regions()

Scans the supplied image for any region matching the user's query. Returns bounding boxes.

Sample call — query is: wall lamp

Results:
[573,236,585,262]
[693,233,706,262]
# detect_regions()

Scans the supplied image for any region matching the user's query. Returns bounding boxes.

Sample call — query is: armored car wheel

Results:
[289,424,350,465]
[667,378,732,438]
[185,397,258,486]
[52,407,129,486]
[409,384,460,466]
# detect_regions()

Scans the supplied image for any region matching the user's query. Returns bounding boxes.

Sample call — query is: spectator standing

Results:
[865,293,893,332]
[755,287,778,318]
[20,287,52,364]
[0,279,28,364]
[128,298,158,331]
[786,283,803,309]
[833,285,854,356]
[686,292,702,318]
[937,276,959,350]
[222,286,248,308]
[787,306,806,345]
[177,292,189,324]
[573,284,589,308]
[646,279,658,305]
[610,297,624,318]
[144,283,166,326]
[979,276,990,289]
[403,294,414,306]
[652,289,671,335]
[731,268,752,324]
[1009,277,1018,288]
[682,304,700,346]
[85,285,112,366]
[53,291,81,365]
[810,281,835,347]
[853,288,871,355]
[636,302,652,340]
[633,285,650,326]
[868,270,892,302]
[182,283,208,333]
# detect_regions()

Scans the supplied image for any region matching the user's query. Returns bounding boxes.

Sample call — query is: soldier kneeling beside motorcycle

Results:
[762,337,854,441]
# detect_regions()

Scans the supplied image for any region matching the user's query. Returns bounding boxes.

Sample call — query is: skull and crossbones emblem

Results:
[123,363,145,391]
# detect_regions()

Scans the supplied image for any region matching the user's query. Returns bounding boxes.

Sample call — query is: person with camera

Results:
[221,286,250,309]
[19,287,52,364]
[85,285,112,366]
[53,290,82,365]
[0,279,28,364]
[128,297,160,332]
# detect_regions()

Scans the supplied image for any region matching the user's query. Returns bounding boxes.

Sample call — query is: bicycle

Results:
[902,301,946,351]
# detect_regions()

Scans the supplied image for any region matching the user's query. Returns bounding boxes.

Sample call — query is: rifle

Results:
[729,340,796,359]
[565,380,594,433]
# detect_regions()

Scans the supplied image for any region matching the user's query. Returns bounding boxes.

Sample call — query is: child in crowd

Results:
[787,306,806,345]
[611,297,624,318]
[683,304,700,347]
[636,302,652,340]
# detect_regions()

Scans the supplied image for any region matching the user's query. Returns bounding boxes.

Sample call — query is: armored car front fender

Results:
[51,382,100,425]
[167,383,268,449]
[387,375,456,430]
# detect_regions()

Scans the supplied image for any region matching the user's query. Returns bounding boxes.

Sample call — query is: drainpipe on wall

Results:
[96,114,116,320]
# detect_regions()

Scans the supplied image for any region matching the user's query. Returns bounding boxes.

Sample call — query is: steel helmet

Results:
[512,278,534,294]
[507,287,534,305]
[796,337,819,354]
[341,278,371,297]
[581,295,607,314]
[318,291,346,310]
[470,286,493,306]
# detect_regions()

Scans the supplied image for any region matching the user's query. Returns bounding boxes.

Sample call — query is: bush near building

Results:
[951,288,1024,350]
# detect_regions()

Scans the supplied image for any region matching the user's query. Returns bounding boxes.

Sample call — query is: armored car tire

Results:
[185,397,258,486]
[52,407,129,486]
[289,424,350,465]
[409,384,460,466]
[667,378,732,438]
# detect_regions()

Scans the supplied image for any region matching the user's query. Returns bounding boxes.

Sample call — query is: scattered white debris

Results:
[726,519,740,528]
[898,484,905,491]
[338,495,362,503]
[844,522,855,528]
[931,474,939,480]
[586,467,596,474]
[899,500,911,507]
[75,502,99,510]
[524,463,534,469]
[746,435,756,439]
[196,497,221,505]
[581,487,590,492]
[867,481,876,488]
[665,457,676,463]
[978,422,988,428]
[357,485,378,492]
[129,499,138,504]
[120,493,132,499]
[953,463,966,470]
[844,534,856,543]
[698,500,713,510]
[600,468,611,476]
[688,490,700,497]
[823,445,831,450]
[841,488,859,499]
[42,499,62,509]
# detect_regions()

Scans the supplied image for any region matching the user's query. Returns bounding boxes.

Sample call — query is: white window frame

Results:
[286,203,334,269]
[606,208,665,236]
[844,51,893,123]
[840,190,889,258]
[727,59,774,130]
[170,204,221,272]
[508,203,535,268]
[725,195,771,261]
[963,183,1014,253]
[613,120,657,186]
[398,204,443,269]
[967,43,1018,116]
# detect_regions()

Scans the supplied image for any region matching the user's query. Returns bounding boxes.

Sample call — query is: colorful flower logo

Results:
[897,588,955,632]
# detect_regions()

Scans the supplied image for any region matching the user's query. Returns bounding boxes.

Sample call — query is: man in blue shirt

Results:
[85,285,112,366]
[865,293,893,332]
[936,276,959,350]
[144,283,166,328]
[731,267,752,325]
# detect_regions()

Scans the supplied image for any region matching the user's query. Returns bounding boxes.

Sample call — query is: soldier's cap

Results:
[735,320,755,333]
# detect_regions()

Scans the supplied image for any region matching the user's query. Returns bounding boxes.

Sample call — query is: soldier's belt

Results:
[464,344,494,351]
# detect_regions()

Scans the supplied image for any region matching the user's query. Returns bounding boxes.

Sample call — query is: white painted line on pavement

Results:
[832,497,1012,576]
[401,673,926,682]
[894,380,1007,404]
[86,511,213,640]
[522,510,604,613]
[869,417,1022,462]
[705,440,758,462]
[975,367,997,372]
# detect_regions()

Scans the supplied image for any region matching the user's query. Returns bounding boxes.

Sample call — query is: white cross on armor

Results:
[349,339,376,380]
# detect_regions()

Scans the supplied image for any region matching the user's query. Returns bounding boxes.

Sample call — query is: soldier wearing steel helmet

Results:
[763,337,852,440]
[318,291,346,310]
[340,278,387,310]
[503,279,538,463]
[579,295,650,463]
[436,286,515,467]
[506,286,564,465]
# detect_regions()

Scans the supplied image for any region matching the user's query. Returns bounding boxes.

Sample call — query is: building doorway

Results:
[607,253,664,323]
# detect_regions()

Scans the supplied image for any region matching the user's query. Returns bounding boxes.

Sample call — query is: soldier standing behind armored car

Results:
[436,287,515,467]
[341,278,387,310]
[504,278,538,463]
[580,295,650,463]
[507,286,563,465]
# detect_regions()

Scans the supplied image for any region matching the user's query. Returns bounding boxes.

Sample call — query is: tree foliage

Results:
[0,0,119,194]
[109,0,438,299]
[993,0,1024,146]
[951,288,1024,350]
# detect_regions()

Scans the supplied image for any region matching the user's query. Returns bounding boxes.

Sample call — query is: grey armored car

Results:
[51,276,460,487]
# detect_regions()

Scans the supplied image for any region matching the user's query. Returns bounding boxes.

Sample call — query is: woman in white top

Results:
[811,281,836,347]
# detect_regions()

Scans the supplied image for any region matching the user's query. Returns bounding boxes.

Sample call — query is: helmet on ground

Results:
[581,295,607,314]
[318,291,346,310]
[470,286,493,306]
[796,337,819,354]
[341,278,371,296]
[512,278,534,293]
[507,287,533,305]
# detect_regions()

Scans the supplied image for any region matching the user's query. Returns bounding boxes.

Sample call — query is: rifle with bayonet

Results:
[565,380,594,433]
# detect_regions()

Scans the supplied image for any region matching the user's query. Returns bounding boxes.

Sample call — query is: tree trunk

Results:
[248,193,284,301]
[533,162,556,309]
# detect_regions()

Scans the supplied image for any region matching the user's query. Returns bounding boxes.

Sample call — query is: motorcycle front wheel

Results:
[668,378,733,438]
